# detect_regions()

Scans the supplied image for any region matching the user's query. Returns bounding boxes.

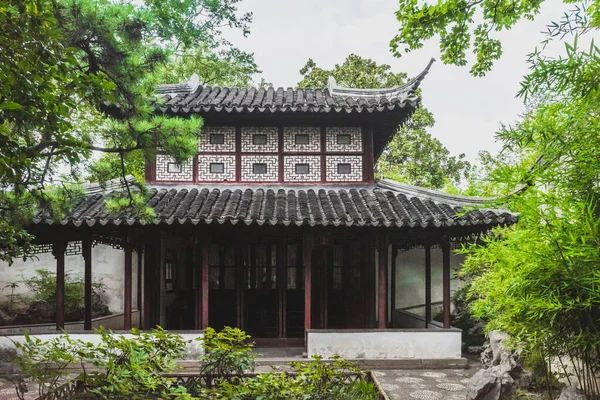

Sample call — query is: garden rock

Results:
[467,367,514,400]
[468,345,485,355]
[467,331,533,399]
[557,386,586,400]
[19,300,54,324]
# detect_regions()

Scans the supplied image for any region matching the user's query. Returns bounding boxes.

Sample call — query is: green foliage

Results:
[12,327,190,399]
[86,327,190,399]
[11,327,378,400]
[297,54,471,189]
[390,0,546,76]
[0,0,254,261]
[392,0,600,395]
[198,326,256,376]
[207,355,378,400]
[20,268,107,317]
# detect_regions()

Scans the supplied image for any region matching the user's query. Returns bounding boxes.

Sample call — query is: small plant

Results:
[4,281,20,313]
[21,268,108,319]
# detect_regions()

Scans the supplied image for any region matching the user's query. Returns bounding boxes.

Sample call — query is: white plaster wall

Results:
[0,331,204,360]
[394,248,466,315]
[307,330,462,359]
[0,244,141,315]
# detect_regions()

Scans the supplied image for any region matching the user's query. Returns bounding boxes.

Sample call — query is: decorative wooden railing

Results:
[32,371,390,400]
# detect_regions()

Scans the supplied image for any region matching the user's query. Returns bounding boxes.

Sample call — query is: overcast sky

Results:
[223,0,576,163]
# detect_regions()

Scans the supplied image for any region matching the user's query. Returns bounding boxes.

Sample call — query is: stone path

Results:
[373,368,478,400]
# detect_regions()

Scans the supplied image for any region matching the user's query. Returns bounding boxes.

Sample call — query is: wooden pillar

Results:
[83,236,93,331]
[236,242,244,330]
[193,234,201,330]
[442,237,451,329]
[377,233,389,329]
[143,238,155,330]
[137,247,143,329]
[303,232,314,332]
[278,237,286,338]
[124,237,133,330]
[201,238,209,330]
[425,245,432,328]
[390,244,398,326]
[320,247,328,329]
[53,242,66,331]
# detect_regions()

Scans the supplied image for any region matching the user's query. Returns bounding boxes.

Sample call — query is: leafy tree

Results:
[392,0,600,395]
[89,45,260,182]
[0,0,253,261]
[298,54,471,189]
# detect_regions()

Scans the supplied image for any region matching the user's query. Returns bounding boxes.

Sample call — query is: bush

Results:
[21,268,109,319]
[10,327,379,400]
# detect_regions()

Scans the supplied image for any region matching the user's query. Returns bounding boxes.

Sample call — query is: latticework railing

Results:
[34,371,389,400]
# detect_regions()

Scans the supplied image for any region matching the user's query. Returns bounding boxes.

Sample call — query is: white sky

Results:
[224,0,575,163]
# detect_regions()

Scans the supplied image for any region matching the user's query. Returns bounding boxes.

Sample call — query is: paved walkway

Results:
[374,368,478,399]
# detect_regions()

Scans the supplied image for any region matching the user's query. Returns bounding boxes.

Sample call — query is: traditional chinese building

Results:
[21,59,516,359]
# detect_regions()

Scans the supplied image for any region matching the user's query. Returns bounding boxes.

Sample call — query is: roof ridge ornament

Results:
[328,57,436,99]
[156,73,201,97]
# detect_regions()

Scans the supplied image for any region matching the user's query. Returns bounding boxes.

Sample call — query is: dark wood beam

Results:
[137,247,143,329]
[53,241,66,331]
[425,245,432,329]
[201,237,210,330]
[442,237,451,329]
[390,244,398,326]
[377,233,389,329]
[303,232,314,332]
[124,237,133,330]
[83,236,93,331]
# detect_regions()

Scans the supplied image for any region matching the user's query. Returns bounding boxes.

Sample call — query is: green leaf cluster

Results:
[10,327,378,399]
[0,0,256,261]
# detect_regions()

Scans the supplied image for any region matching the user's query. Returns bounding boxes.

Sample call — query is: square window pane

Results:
[295,134,310,145]
[253,134,267,145]
[333,267,342,289]
[209,244,220,266]
[295,164,310,174]
[253,163,267,174]
[167,163,181,173]
[209,268,220,289]
[287,244,298,266]
[333,245,343,267]
[210,163,224,173]
[337,134,351,145]
[337,163,351,174]
[224,268,235,289]
[210,134,225,144]
[287,267,297,289]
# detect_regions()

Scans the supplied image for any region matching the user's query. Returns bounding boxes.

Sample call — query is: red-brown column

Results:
[390,244,398,325]
[377,233,389,329]
[137,247,143,329]
[425,245,432,328]
[442,237,451,329]
[303,232,314,332]
[53,242,66,331]
[124,239,133,330]
[83,236,93,330]
[201,239,209,330]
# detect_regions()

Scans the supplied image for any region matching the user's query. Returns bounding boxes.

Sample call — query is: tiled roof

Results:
[33,179,517,229]
[156,59,435,115]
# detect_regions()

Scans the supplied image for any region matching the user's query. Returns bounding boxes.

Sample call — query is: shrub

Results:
[10,327,379,400]
[21,268,108,318]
